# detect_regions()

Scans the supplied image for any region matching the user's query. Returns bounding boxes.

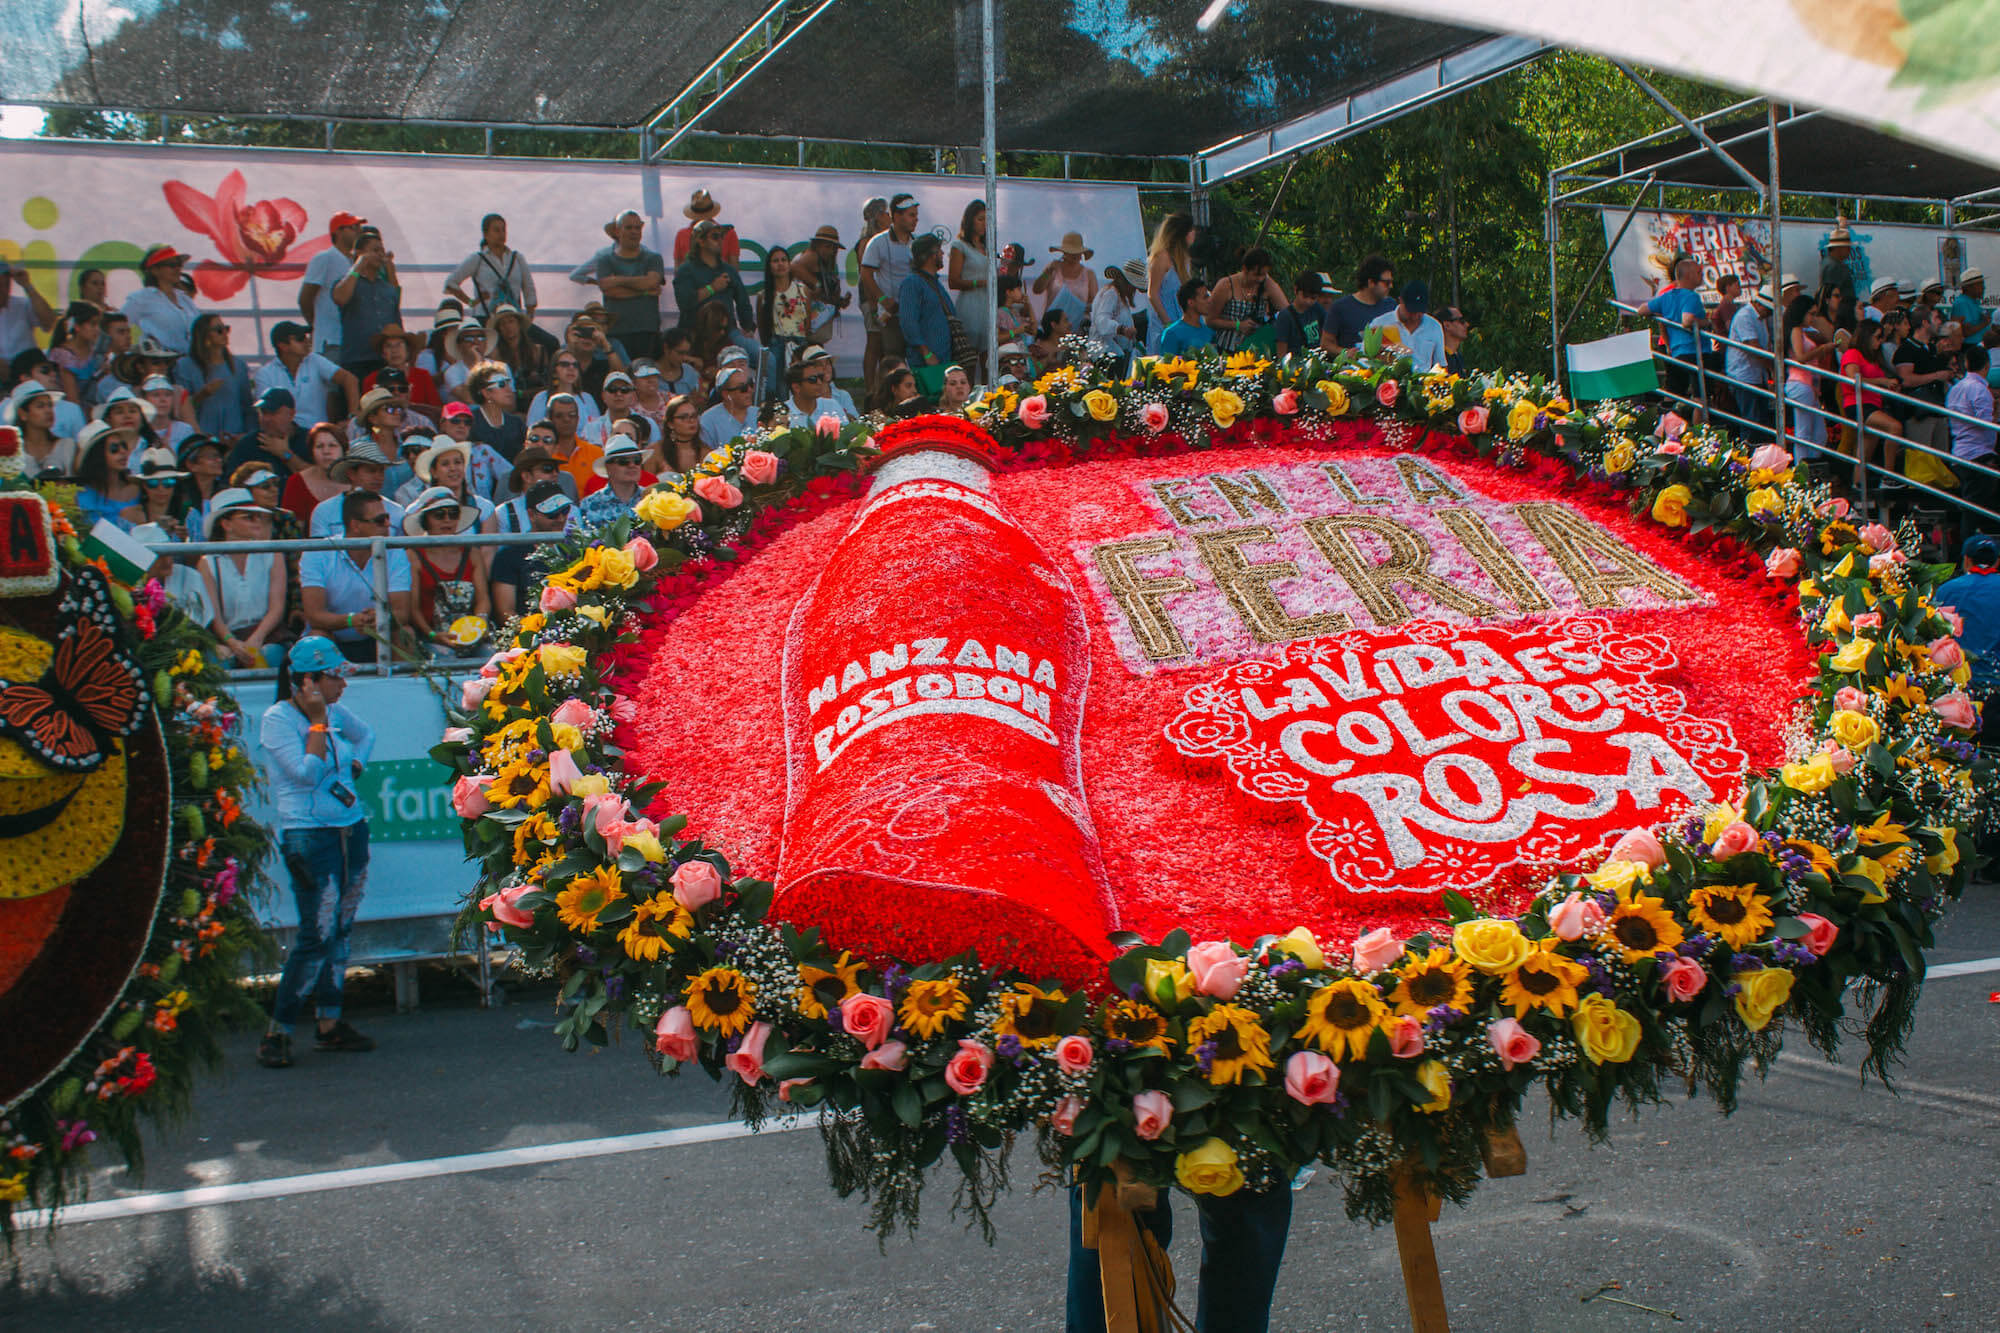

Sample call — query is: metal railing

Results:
[152,530,572,677]
[1604,300,2000,528]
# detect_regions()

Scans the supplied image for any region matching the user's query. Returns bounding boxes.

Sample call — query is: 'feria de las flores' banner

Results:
[424,328,1982,1250]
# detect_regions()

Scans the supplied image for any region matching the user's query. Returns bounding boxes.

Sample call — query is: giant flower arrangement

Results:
[0,475,270,1236]
[435,332,1981,1233]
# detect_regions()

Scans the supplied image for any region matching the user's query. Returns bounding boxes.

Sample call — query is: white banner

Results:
[1311,0,2000,170]
[1599,208,2000,307]
[0,140,1147,373]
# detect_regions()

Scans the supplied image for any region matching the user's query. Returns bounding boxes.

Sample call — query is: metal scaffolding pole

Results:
[1768,104,1789,456]
[981,0,999,389]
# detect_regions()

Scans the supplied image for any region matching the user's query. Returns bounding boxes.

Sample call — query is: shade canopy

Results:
[1611,115,1999,202]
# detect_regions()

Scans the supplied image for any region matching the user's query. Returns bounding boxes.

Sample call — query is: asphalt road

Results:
[4,890,1997,1333]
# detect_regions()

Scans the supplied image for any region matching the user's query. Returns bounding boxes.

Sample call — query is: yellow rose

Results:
[575,604,611,627]
[1829,639,1873,673]
[636,489,701,533]
[1204,388,1245,428]
[1831,551,1857,578]
[1733,967,1795,1031]
[569,774,611,798]
[550,723,584,753]
[1820,601,1852,635]
[1413,1059,1452,1113]
[1745,487,1783,519]
[1572,994,1641,1063]
[1272,926,1326,971]
[1506,398,1538,441]
[1650,484,1693,528]
[1584,859,1647,895]
[1174,1138,1245,1197]
[1925,826,1961,875]
[1847,854,1890,904]
[1780,754,1838,794]
[594,545,639,590]
[1827,709,1878,749]
[538,643,588,678]
[1318,380,1350,416]
[620,830,668,863]
[1083,390,1119,422]
[1451,918,1534,975]
[1144,957,1196,1006]
[1602,441,1636,474]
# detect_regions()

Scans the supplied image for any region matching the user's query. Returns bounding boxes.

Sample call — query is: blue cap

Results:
[1965,534,1999,572]
[288,635,351,674]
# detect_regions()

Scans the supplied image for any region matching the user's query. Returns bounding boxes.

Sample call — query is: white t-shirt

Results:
[254,353,342,427]
[1365,309,1446,370]
[0,288,38,362]
[861,232,913,300]
[122,287,202,355]
[527,389,602,428]
[303,248,351,355]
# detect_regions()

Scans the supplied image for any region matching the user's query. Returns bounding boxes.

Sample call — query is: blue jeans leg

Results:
[1066,1184,1173,1333]
[1194,1184,1293,1333]
[272,824,370,1027]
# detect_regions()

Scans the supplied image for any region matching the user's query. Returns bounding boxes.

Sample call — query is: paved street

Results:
[4,891,1996,1333]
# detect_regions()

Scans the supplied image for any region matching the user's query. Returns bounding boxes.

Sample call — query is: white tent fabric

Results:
[1315,0,2000,170]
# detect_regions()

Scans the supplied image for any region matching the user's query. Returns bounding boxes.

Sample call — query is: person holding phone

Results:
[257,635,378,1069]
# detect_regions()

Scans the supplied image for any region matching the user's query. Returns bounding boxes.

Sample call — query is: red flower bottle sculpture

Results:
[776,416,1118,983]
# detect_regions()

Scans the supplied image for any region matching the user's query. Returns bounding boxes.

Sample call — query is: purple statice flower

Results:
[1732,952,1762,971]
[714,938,736,961]
[603,974,624,1004]
[1581,957,1612,993]
[1126,982,1145,1002]
[1424,1005,1463,1036]
[528,749,547,764]
[1676,934,1714,957]
[1682,816,1706,841]
[575,946,597,966]
[996,1035,1023,1060]
[1105,1037,1133,1055]
[825,1004,846,1034]
[945,1104,969,1146]
[1830,824,1853,846]
[1268,956,1303,980]
[1327,1091,1351,1118]
[1195,1040,1218,1077]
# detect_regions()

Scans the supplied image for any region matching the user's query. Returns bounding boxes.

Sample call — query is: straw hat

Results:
[1961,267,1985,286]
[1109,258,1148,291]
[133,446,186,480]
[1,381,63,426]
[355,386,401,422]
[202,487,275,539]
[402,485,478,535]
[371,322,425,357]
[414,437,471,484]
[329,439,392,482]
[683,189,722,221]
[1050,232,1093,259]
[94,385,158,425]
[591,434,646,477]
[812,225,846,249]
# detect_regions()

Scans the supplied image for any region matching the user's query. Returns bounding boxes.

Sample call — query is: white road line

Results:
[18,1115,813,1230]
[1927,955,2000,979]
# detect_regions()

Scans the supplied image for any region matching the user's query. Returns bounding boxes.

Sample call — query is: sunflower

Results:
[1880,674,1928,710]
[796,952,866,1021]
[1034,366,1081,395]
[486,758,551,811]
[554,864,624,934]
[992,982,1069,1049]
[896,975,970,1038]
[1499,942,1590,1018]
[1295,978,1389,1062]
[1103,999,1173,1054]
[1606,887,1685,964]
[482,717,540,770]
[1222,351,1269,377]
[1685,883,1775,950]
[512,811,560,867]
[1185,1003,1275,1086]
[616,891,693,962]
[685,966,756,1037]
[1388,948,1474,1020]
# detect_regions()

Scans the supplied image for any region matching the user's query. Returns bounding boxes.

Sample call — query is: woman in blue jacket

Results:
[898,234,959,388]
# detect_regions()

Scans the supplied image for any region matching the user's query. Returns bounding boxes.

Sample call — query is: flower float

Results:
[436,341,1980,1236]
[162,170,331,301]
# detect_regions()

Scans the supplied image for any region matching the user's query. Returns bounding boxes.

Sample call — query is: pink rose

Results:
[1795,912,1839,957]
[624,536,658,571]
[1283,1051,1342,1106]
[1659,956,1707,1003]
[1858,523,1896,553]
[1939,606,1964,637]
[944,1039,994,1095]
[654,1006,697,1061]
[1820,741,1856,775]
[1388,1015,1426,1059]
[692,475,744,509]
[1933,691,1979,730]
[839,992,895,1050]
[1609,826,1667,870]
[1548,891,1606,942]
[1132,1089,1173,1140]
[1351,926,1404,974]
[740,450,780,485]
[547,746,584,795]
[1457,406,1489,436]
[1051,1094,1084,1136]
[550,697,595,730]
[451,774,492,817]
[460,676,493,710]
[1659,411,1687,442]
[1851,611,1882,631]
[1138,401,1170,434]
[1868,552,1902,577]
[582,790,628,833]
[860,1040,909,1071]
[1749,443,1792,472]
[1054,1035,1095,1075]
[1817,497,1852,519]
[480,646,526,678]
[609,696,639,723]
[539,582,577,613]
[598,815,652,857]
[725,1021,772,1086]
[1833,686,1867,714]
[1711,820,1761,858]
[1018,394,1051,429]
[1656,440,1686,455]
[1375,378,1399,407]
[1487,1017,1542,1071]
[1272,387,1300,415]
[441,726,472,744]
[671,860,722,911]
[1929,637,1964,669]
[1186,940,1248,999]
[479,883,535,930]
[1765,547,1801,579]
[778,1078,815,1103]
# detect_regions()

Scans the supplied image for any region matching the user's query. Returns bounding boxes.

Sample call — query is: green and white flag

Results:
[83,518,155,585]
[1566,331,1658,402]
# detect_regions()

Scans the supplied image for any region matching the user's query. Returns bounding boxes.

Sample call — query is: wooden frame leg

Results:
[1391,1170,1450,1333]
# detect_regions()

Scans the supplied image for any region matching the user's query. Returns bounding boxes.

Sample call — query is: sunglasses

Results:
[142,477,179,488]
[605,384,633,392]
[350,512,390,526]
[608,456,641,466]
[556,360,580,370]
[803,371,831,383]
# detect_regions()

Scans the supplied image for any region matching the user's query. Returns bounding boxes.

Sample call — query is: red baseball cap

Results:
[139,244,189,269]
[328,211,367,234]
[440,402,474,420]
